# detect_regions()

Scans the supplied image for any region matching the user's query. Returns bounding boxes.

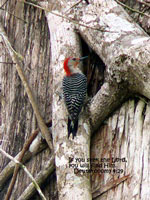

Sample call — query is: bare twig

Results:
[0,0,9,8]
[0,137,47,190]
[0,7,27,23]
[4,119,52,200]
[18,155,55,200]
[16,161,130,200]
[116,0,150,18]
[0,148,47,200]
[92,175,131,199]
[22,1,113,32]
[0,23,53,151]
[0,62,16,64]
[4,130,39,200]
[65,0,82,13]
[136,0,150,8]
[0,27,23,60]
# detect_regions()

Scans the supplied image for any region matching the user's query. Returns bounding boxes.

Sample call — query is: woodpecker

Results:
[62,56,88,139]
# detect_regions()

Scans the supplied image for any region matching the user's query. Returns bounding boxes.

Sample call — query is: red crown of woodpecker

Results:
[63,56,88,76]
[64,57,72,76]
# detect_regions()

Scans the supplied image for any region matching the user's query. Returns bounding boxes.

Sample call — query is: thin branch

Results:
[0,0,9,8]
[65,0,82,13]
[4,129,39,200]
[0,7,27,23]
[136,0,150,8]
[65,0,89,13]
[4,119,52,200]
[0,27,23,61]
[0,120,51,191]
[16,160,130,200]
[22,1,114,32]
[92,175,131,199]
[0,137,47,190]
[116,0,150,18]
[18,155,55,200]
[0,62,16,64]
[0,148,47,200]
[0,22,53,151]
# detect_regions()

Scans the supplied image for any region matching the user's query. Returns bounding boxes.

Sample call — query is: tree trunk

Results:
[45,0,150,199]
[91,99,150,199]
[46,10,92,200]
[0,1,55,199]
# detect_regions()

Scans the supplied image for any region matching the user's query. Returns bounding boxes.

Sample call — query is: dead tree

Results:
[0,0,150,199]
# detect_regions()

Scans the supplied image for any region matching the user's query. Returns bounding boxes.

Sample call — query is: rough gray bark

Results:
[91,99,150,200]
[0,1,54,199]
[46,11,92,200]
[44,0,150,199]
[44,0,150,132]
[70,0,150,130]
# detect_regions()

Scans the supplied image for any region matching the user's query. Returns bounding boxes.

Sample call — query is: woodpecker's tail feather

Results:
[68,118,78,139]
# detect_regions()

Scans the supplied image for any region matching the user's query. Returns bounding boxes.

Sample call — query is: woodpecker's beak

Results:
[74,56,88,68]
[79,56,88,61]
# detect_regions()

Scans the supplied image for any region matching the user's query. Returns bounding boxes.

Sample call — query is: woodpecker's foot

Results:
[55,90,63,101]
[84,97,92,108]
